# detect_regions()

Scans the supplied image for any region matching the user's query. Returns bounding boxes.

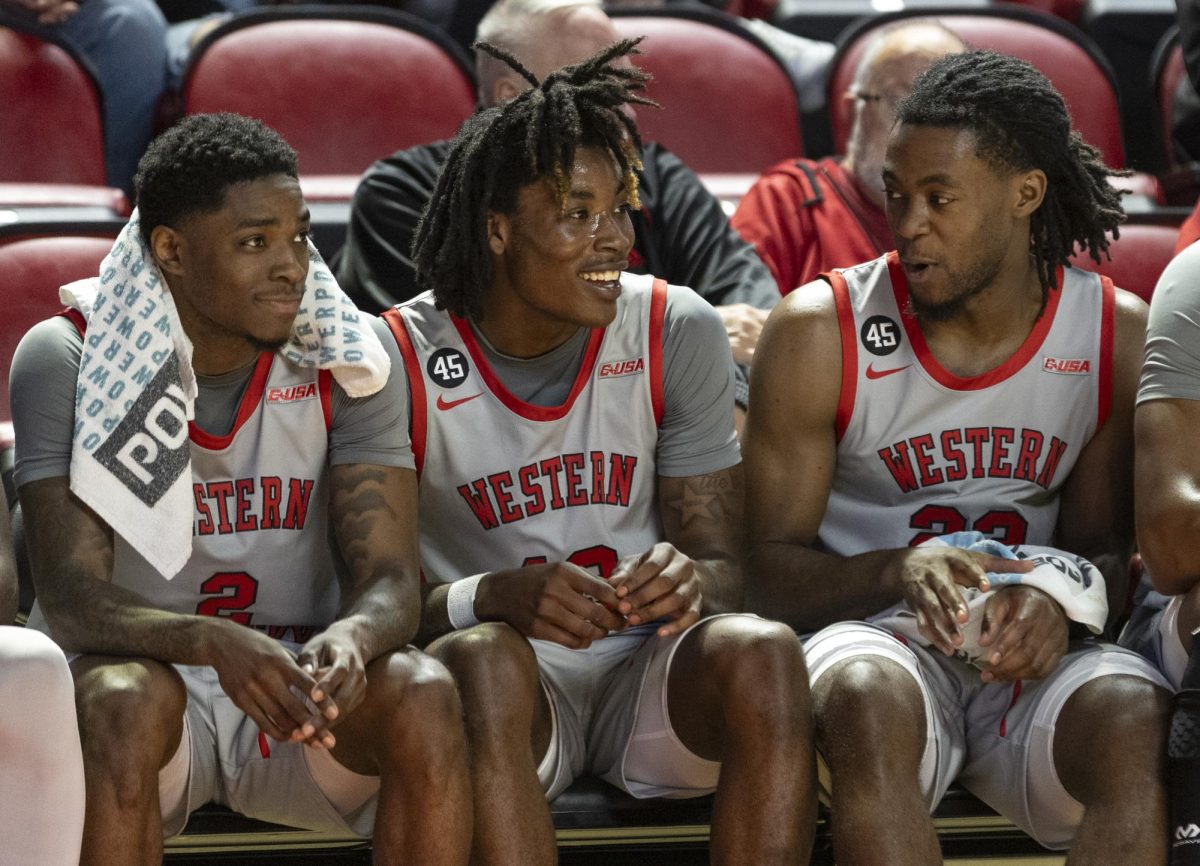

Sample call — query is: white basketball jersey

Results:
[383,273,667,584]
[28,320,342,643]
[819,251,1113,556]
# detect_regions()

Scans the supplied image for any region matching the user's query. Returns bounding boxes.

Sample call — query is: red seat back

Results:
[611,10,803,174]
[1068,223,1180,302]
[182,10,477,176]
[0,236,115,422]
[829,10,1125,168]
[0,28,107,185]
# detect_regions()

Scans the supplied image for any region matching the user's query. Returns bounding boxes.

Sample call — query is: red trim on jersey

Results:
[825,269,858,441]
[382,308,427,475]
[188,353,274,450]
[317,370,333,431]
[451,315,605,422]
[1097,276,1115,430]
[998,679,1023,738]
[888,252,1065,391]
[649,279,667,427]
[257,730,271,758]
[61,308,87,336]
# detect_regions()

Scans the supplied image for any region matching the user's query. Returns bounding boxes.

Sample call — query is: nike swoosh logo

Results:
[865,363,911,380]
[436,392,483,411]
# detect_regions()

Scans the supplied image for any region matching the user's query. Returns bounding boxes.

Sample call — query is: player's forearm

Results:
[695,557,744,615]
[744,541,905,632]
[332,575,419,662]
[416,581,455,646]
[38,572,222,663]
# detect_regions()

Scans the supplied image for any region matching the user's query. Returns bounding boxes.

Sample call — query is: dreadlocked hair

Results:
[411,37,656,319]
[896,50,1125,308]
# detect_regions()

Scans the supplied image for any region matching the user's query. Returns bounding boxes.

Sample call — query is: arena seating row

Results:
[0,2,1192,206]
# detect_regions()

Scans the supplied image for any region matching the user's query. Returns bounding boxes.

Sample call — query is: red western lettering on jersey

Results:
[878,428,1067,493]
[540,456,566,510]
[235,478,258,532]
[457,452,639,527]
[457,479,500,530]
[282,478,314,530]
[266,383,318,403]
[590,451,606,505]
[194,483,215,536]
[606,454,637,507]
[1014,429,1044,482]
[1035,436,1068,488]
[488,471,522,524]
[940,429,967,482]
[518,464,546,517]
[598,358,645,378]
[1042,357,1091,375]
[563,453,588,506]
[191,476,318,535]
[989,427,1015,478]
[964,427,989,478]
[207,480,236,534]
[260,476,282,529]
[877,441,920,493]
[911,434,944,487]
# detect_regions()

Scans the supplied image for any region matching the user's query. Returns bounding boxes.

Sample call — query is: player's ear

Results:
[486,210,510,257]
[150,224,185,277]
[1013,168,1047,218]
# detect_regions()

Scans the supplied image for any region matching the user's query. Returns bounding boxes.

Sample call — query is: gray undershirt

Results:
[1139,241,1200,404]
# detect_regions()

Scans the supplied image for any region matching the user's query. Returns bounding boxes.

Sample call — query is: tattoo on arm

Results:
[660,466,745,613]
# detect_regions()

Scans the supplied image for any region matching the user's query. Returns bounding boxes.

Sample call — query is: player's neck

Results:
[917,259,1046,379]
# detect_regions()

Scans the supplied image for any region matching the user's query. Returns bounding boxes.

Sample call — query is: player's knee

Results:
[75,660,185,758]
[431,622,539,705]
[707,617,808,707]
[373,653,465,770]
[816,656,923,754]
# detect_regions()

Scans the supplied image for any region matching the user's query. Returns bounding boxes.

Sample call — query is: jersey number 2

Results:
[196,571,259,625]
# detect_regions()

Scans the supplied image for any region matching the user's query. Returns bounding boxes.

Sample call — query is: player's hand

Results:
[887,547,1033,656]
[295,630,368,748]
[976,585,1068,683]
[718,303,771,365]
[474,562,625,649]
[205,620,321,745]
[607,542,702,638]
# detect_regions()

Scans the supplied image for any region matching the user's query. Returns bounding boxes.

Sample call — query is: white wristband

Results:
[447,574,486,630]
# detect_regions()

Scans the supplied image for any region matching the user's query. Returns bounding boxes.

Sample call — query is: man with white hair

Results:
[733,20,967,295]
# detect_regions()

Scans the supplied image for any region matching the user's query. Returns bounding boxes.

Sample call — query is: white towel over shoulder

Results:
[66,211,390,580]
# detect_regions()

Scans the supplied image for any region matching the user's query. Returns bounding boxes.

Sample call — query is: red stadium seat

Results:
[0,25,110,188]
[999,0,1085,25]
[828,7,1127,168]
[610,8,804,174]
[180,6,477,182]
[1068,222,1180,302]
[0,236,114,423]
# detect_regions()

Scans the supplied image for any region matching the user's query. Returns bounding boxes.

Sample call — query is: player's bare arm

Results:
[609,464,745,637]
[21,475,324,743]
[297,463,422,736]
[1138,399,1200,596]
[1056,288,1146,619]
[743,281,1022,644]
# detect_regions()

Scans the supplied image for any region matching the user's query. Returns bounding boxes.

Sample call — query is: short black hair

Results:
[134,113,299,247]
[412,38,653,319]
[895,50,1125,306]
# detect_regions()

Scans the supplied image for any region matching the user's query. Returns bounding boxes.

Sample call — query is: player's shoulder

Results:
[14,314,81,369]
[756,277,839,368]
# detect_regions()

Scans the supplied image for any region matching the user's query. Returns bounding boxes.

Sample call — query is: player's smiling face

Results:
[882,124,1039,322]
[482,145,634,357]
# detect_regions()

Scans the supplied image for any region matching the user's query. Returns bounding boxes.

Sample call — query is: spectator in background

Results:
[732,20,965,295]
[334,0,780,414]
[0,0,168,194]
